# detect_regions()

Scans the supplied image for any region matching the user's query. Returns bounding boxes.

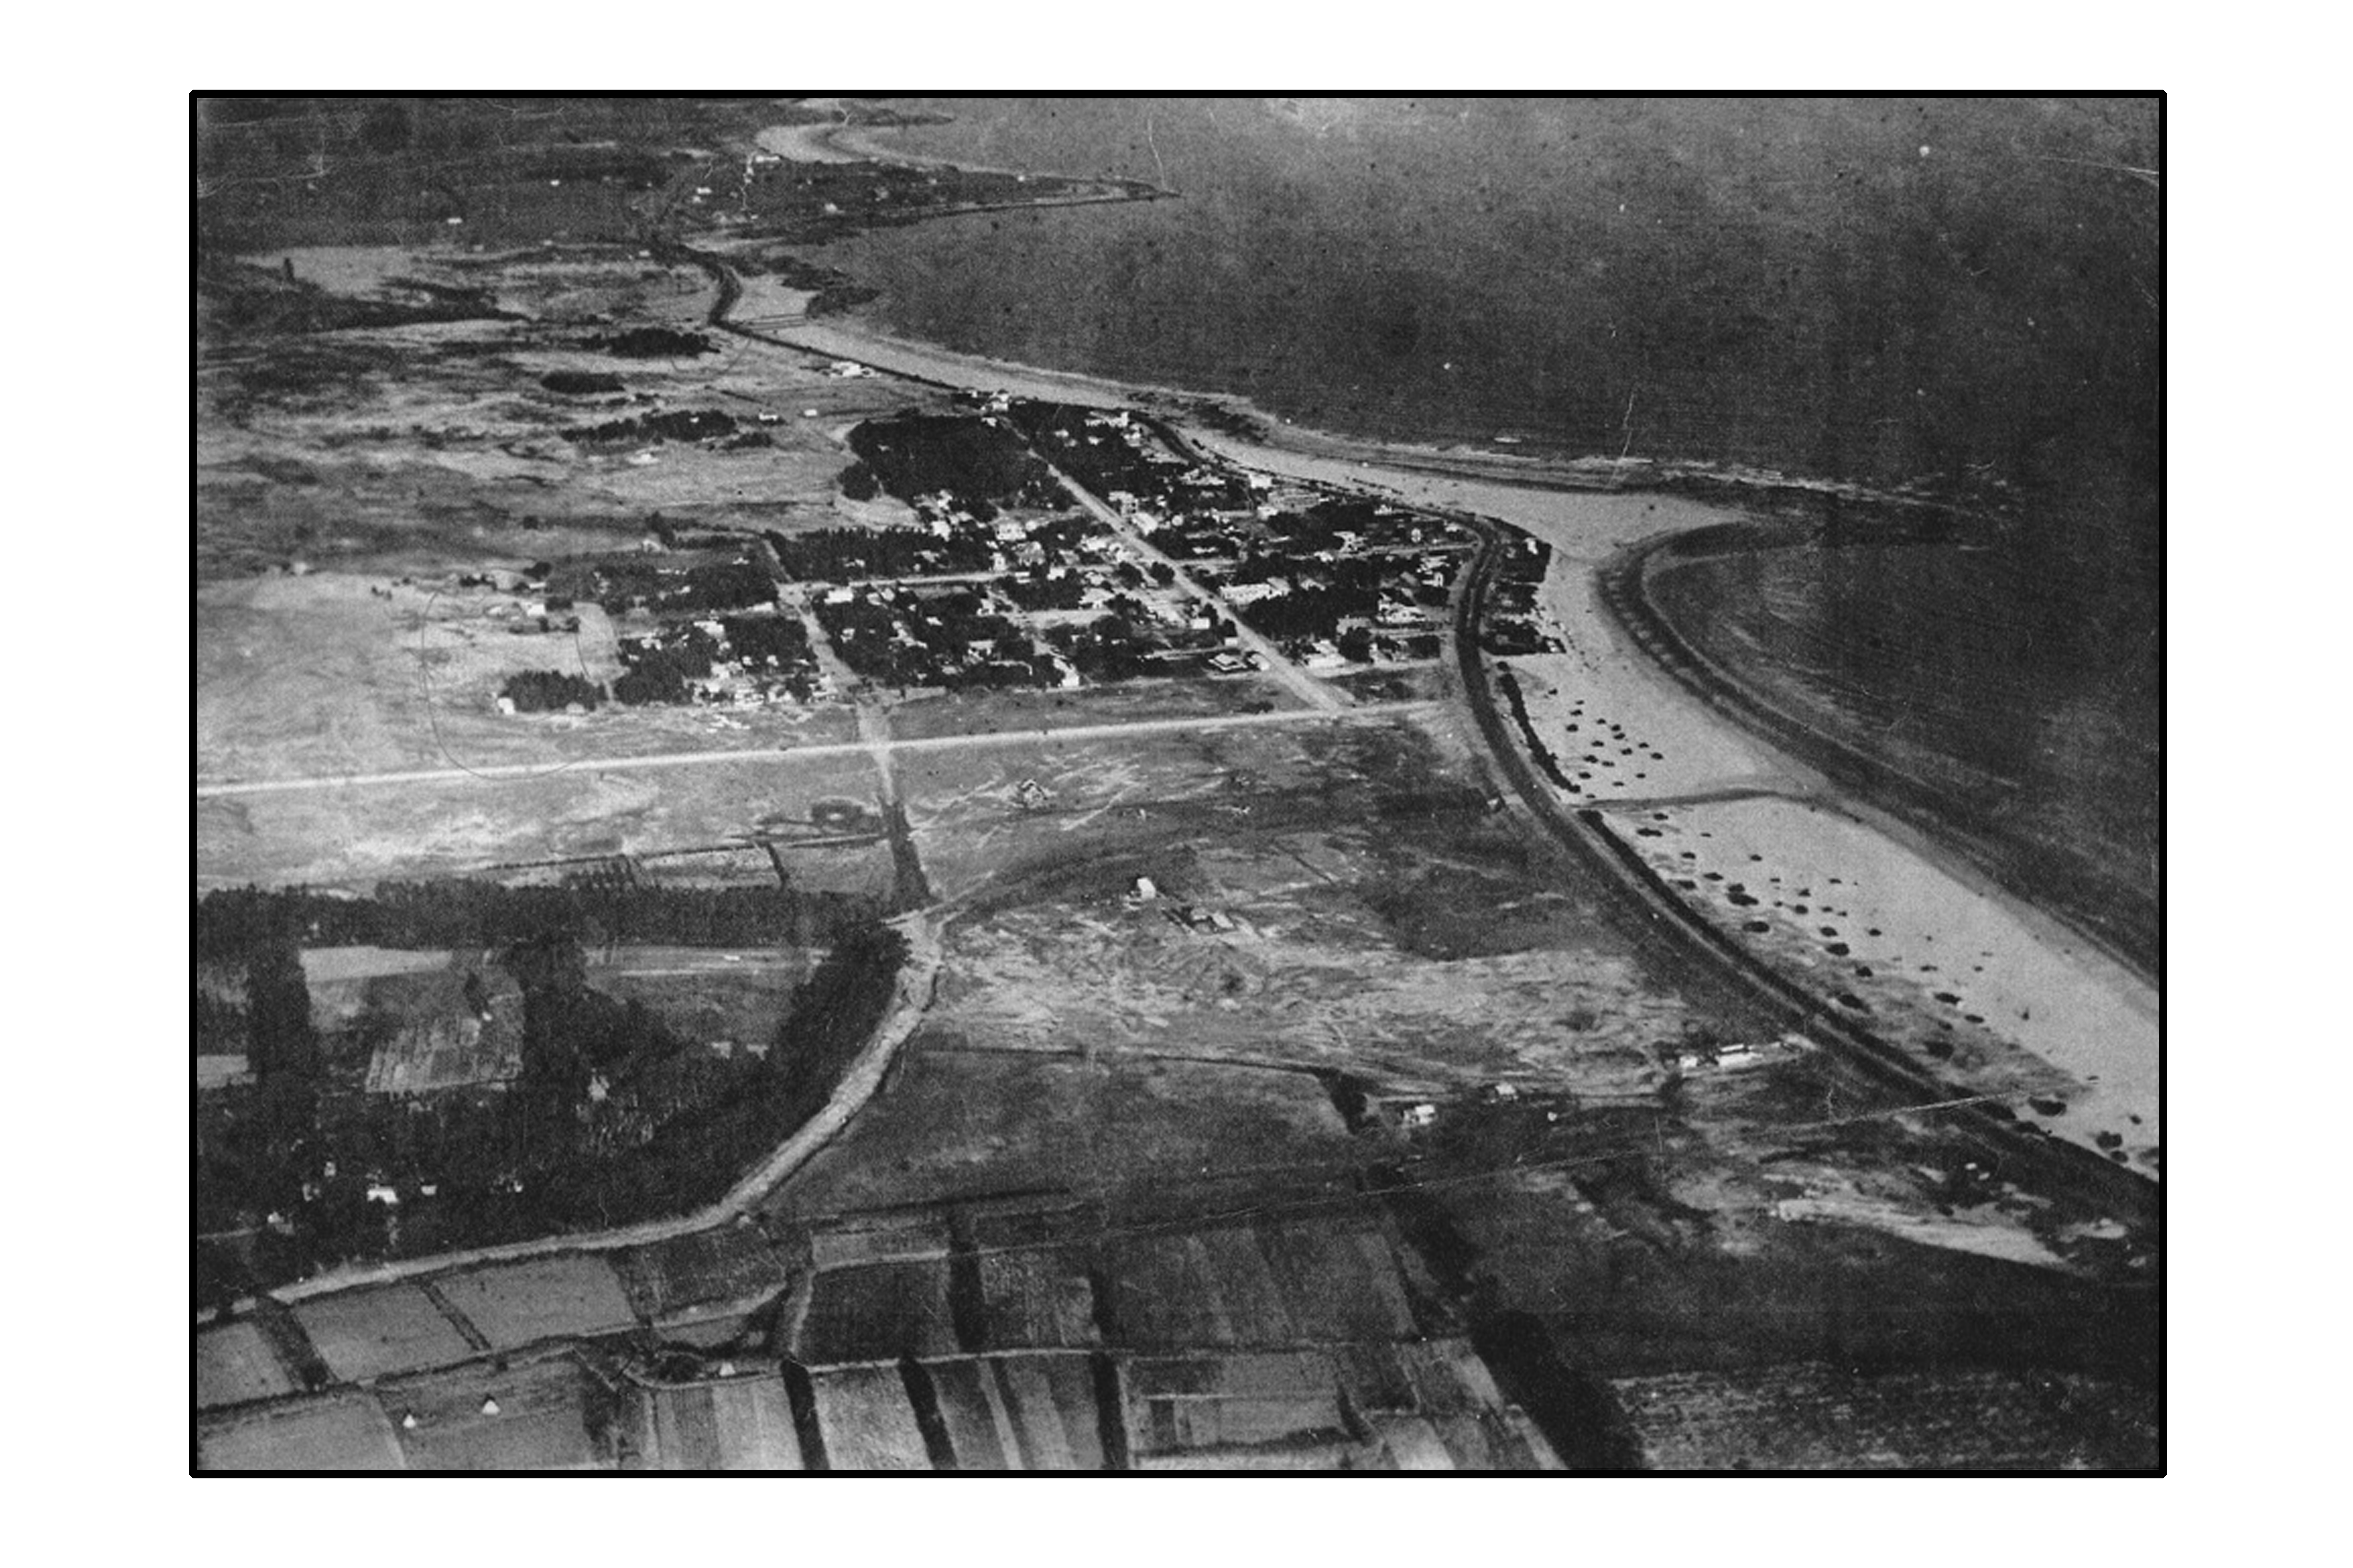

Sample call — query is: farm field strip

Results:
[196,700,1438,796]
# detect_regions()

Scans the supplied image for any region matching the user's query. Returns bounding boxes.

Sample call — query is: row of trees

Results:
[501,670,605,712]
[568,408,739,445]
[197,880,886,959]
[766,523,993,581]
[582,327,713,358]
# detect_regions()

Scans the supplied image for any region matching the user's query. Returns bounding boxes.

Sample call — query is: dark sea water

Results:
[1646,539,2159,974]
[808,99,2160,968]
[816,97,2157,478]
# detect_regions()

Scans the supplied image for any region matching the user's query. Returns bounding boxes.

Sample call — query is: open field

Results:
[807,1364,931,1470]
[798,1259,961,1364]
[921,842,1701,1088]
[976,1245,1100,1351]
[290,1282,476,1383]
[889,706,1769,1091]
[1125,1350,1348,1455]
[300,945,455,984]
[1095,1215,1419,1351]
[767,1050,1354,1222]
[431,1254,639,1350]
[1325,663,1449,705]
[890,705,1558,912]
[199,1389,409,1471]
[596,955,822,1054]
[910,1353,1109,1470]
[806,1211,953,1269]
[200,747,891,889]
[373,1352,607,1471]
[195,1320,302,1409]
[1604,1362,2160,1471]
[612,1223,797,1325]
[884,672,1303,741]
[198,571,861,789]
[632,1373,807,1469]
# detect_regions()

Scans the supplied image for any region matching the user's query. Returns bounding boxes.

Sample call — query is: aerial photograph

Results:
[193,94,2160,1472]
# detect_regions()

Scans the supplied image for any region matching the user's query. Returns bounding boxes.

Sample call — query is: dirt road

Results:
[196,701,1436,798]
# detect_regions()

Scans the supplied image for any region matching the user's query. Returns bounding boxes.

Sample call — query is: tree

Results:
[502,932,592,1159]
[246,939,318,1085]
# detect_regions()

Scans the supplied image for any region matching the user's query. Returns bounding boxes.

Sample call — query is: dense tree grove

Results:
[762,923,908,1112]
[197,879,912,1290]
[719,613,809,665]
[1004,403,1174,495]
[244,932,319,1086]
[846,413,1058,510]
[195,989,249,1058]
[196,880,885,958]
[568,408,739,445]
[582,327,713,358]
[612,639,711,706]
[500,670,605,712]
[539,370,626,395]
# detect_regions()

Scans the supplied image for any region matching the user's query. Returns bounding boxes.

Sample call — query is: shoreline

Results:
[1609,536,2159,989]
[760,307,1948,515]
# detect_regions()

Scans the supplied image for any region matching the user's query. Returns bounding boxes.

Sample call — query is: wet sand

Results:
[754,121,867,165]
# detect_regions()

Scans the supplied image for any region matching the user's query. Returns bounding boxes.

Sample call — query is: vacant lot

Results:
[925,858,1697,1089]
[767,1051,1353,1223]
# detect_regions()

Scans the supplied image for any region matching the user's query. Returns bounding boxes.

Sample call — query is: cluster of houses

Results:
[815,578,1078,692]
[1005,400,1471,671]
[620,612,835,708]
[496,389,1503,714]
[799,469,1249,691]
[1200,548,1459,668]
